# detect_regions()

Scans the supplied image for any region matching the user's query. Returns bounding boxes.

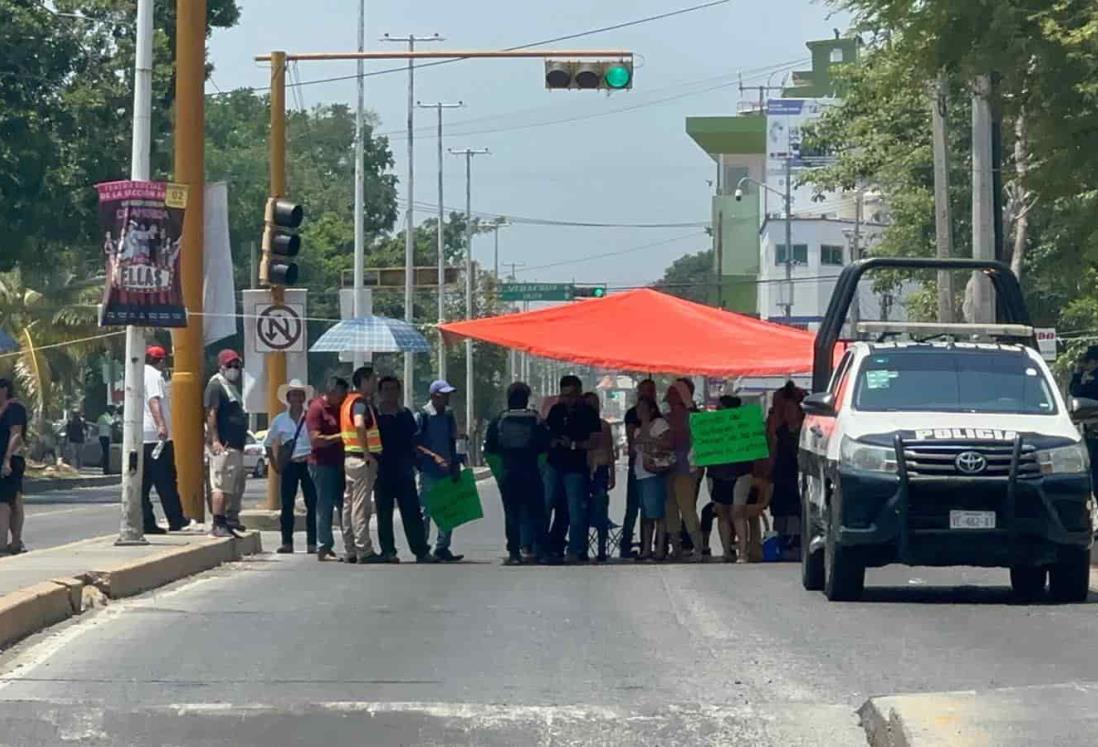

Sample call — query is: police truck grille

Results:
[901,441,1039,479]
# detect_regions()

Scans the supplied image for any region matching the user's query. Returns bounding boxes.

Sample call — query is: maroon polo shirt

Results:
[306,397,344,467]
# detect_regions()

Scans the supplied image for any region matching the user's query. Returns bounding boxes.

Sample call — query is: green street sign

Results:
[500,282,575,302]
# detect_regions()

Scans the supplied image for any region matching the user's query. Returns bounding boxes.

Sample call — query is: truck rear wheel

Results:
[801,492,824,591]
[824,509,864,601]
[1009,566,1047,602]
[1048,548,1090,603]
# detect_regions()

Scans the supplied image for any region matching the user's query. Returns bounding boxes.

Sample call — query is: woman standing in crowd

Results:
[664,380,703,561]
[768,381,805,557]
[705,395,756,562]
[632,397,672,561]
[584,392,616,562]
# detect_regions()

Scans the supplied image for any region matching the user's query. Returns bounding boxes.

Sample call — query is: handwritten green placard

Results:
[689,404,769,467]
[424,468,484,532]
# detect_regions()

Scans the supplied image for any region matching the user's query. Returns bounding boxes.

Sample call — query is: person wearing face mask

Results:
[205,349,249,537]
[141,345,188,533]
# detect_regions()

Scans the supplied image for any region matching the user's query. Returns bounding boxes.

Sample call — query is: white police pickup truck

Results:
[799,258,1097,602]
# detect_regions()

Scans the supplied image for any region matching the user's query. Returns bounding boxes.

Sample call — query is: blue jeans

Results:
[310,464,345,553]
[544,465,589,558]
[420,472,453,552]
[501,465,546,557]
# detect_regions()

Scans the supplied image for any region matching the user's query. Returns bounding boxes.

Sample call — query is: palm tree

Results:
[0,268,119,440]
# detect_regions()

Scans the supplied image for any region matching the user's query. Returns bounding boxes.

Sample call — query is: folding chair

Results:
[587,517,623,559]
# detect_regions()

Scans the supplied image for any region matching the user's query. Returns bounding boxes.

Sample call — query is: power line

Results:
[515,232,708,273]
[396,197,707,229]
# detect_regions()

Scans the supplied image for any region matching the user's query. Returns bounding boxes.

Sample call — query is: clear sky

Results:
[207,0,846,289]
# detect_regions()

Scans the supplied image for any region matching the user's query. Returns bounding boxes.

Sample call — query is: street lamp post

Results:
[736,167,794,320]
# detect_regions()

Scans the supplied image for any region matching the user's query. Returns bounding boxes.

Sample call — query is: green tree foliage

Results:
[808,1,1098,335]
[653,249,715,304]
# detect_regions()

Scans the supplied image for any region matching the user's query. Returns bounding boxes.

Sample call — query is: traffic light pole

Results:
[266,51,288,510]
[117,0,154,546]
[418,100,464,381]
[172,0,206,523]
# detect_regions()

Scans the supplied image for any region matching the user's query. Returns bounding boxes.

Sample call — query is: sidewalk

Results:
[0,531,261,650]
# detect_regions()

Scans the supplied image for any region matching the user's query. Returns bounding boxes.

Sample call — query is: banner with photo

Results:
[97,180,189,327]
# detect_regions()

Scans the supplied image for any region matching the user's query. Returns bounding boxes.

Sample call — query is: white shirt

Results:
[264,409,312,461]
[142,365,172,443]
[634,418,671,480]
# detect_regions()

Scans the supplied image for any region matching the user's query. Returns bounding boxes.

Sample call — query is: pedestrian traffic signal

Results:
[261,197,303,287]
[574,285,608,298]
[544,60,633,91]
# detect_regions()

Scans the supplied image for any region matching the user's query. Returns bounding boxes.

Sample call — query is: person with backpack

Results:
[415,380,465,562]
[484,382,550,565]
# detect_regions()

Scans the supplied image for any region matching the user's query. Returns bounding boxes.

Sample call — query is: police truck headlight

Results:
[840,436,897,473]
[1036,443,1090,475]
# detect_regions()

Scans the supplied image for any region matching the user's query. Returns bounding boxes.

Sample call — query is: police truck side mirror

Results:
[801,392,836,417]
[1070,397,1098,424]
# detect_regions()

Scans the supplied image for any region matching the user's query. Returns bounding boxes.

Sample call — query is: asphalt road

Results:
[2,471,1097,745]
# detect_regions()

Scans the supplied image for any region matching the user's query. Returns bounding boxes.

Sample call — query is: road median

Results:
[0,531,262,651]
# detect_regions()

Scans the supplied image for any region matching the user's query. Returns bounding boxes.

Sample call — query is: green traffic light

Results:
[604,64,632,89]
[593,287,606,298]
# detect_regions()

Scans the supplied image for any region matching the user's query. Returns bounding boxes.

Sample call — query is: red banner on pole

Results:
[97,180,189,327]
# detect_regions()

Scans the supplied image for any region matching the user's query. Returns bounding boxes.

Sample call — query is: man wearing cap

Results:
[205,349,249,537]
[415,380,465,562]
[265,379,317,554]
[341,366,386,564]
[142,345,187,533]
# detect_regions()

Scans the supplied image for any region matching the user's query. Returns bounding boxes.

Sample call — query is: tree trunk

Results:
[1009,104,1033,280]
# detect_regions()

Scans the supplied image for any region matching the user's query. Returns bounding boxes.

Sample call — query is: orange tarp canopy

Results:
[440,288,819,377]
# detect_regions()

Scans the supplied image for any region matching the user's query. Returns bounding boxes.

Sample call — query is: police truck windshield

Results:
[853,348,1056,414]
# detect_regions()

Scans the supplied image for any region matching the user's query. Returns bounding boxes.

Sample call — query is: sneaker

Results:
[343,554,358,564]
[306,544,317,555]
[539,555,563,566]
[210,525,234,539]
[381,553,401,564]
[227,520,246,533]
[504,555,522,566]
[276,544,294,554]
[360,553,388,565]
[7,541,26,555]
[619,548,636,560]
[434,549,464,562]
[416,553,440,564]
[144,526,167,535]
[520,548,536,563]
[317,549,338,562]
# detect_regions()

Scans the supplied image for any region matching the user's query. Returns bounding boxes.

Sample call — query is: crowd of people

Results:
[482,374,801,565]
[0,338,805,567]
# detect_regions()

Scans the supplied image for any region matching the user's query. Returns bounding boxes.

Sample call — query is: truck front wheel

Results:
[824,508,864,601]
[801,490,824,591]
[1048,548,1090,603]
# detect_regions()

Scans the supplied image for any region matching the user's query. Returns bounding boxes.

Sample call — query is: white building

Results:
[756,213,907,330]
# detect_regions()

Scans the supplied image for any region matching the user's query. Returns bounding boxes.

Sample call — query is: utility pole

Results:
[382,32,443,405]
[171,0,206,522]
[930,77,956,322]
[783,157,794,320]
[970,74,996,323]
[352,0,366,370]
[450,147,489,440]
[488,220,509,280]
[117,0,154,545]
[265,51,288,510]
[417,100,464,380]
[846,188,864,327]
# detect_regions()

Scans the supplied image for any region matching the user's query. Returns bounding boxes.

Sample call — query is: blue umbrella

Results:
[310,315,431,354]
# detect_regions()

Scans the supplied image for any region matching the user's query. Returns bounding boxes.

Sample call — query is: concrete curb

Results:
[0,532,262,650]
[23,474,121,494]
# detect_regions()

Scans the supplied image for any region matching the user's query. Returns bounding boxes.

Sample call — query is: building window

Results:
[830,48,844,63]
[776,244,808,265]
[821,244,844,266]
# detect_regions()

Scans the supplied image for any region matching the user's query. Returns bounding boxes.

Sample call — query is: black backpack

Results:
[497,410,540,452]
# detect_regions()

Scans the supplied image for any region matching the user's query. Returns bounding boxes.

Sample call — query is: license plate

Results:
[949,510,996,530]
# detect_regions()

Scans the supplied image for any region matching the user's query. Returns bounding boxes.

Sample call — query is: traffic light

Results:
[574,284,608,298]
[544,60,633,91]
[261,197,303,287]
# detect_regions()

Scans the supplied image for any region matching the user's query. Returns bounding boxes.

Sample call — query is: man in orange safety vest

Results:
[340,366,385,564]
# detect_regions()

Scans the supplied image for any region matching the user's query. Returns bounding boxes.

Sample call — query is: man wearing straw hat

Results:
[265,378,318,554]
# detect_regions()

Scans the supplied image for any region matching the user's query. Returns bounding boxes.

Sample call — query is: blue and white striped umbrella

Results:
[310,315,431,354]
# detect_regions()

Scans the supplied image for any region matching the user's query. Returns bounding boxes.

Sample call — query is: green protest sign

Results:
[689,404,769,467]
[424,469,484,532]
